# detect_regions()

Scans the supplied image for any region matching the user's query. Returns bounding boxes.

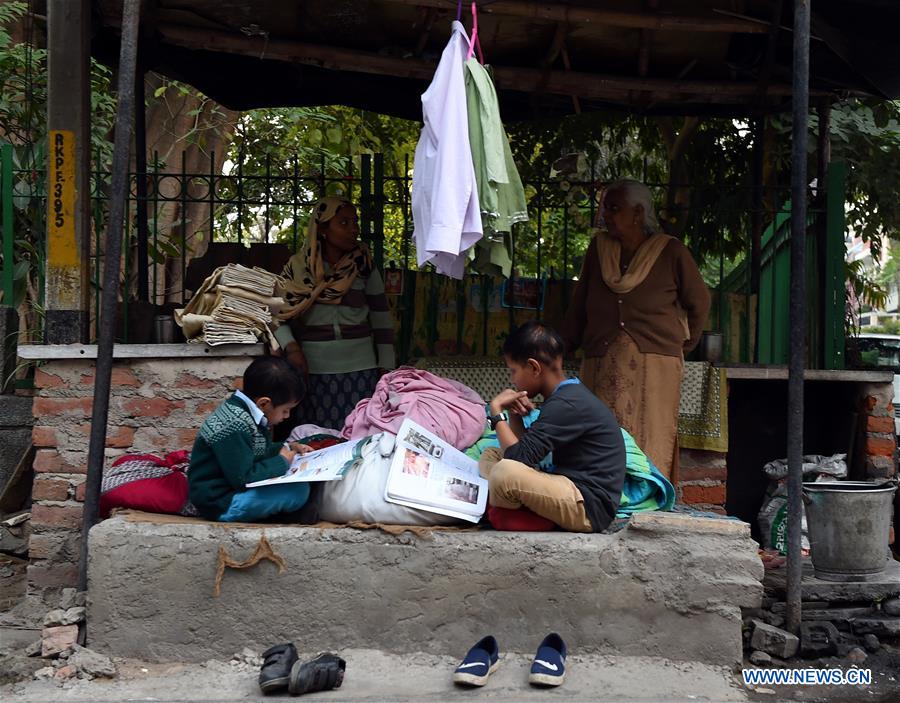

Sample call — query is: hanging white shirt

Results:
[412,20,483,280]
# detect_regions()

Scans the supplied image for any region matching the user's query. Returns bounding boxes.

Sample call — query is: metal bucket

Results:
[803,481,896,582]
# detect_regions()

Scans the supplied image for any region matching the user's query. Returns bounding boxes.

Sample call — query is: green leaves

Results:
[0,259,30,309]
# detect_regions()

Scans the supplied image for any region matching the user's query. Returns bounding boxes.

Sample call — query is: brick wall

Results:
[856,381,898,480]
[27,357,250,604]
[677,449,728,513]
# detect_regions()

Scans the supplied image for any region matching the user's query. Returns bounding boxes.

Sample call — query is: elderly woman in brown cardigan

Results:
[561,180,710,479]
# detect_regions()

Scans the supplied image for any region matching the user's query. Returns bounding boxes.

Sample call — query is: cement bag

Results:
[757,483,809,554]
[318,432,463,526]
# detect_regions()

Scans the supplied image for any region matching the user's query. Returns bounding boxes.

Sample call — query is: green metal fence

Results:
[720,161,847,369]
[0,143,848,367]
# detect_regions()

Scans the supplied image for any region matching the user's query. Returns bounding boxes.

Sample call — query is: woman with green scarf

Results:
[274,196,395,428]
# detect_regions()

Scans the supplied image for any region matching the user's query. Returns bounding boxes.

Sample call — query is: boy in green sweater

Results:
[189,356,312,522]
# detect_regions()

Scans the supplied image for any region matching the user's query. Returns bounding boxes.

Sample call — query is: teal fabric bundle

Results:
[616,428,675,517]
[467,411,675,516]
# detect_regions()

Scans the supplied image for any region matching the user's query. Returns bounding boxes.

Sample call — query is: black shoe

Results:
[288,652,346,696]
[259,643,299,694]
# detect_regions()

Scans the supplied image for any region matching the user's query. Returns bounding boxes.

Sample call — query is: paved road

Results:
[3,648,749,702]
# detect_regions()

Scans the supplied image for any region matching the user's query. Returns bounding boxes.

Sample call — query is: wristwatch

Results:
[488,409,509,430]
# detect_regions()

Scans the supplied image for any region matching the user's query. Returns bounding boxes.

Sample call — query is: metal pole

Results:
[209,150,216,246]
[1,144,13,305]
[785,0,810,636]
[79,0,141,592]
[134,66,149,302]
[180,151,187,304]
[815,100,831,369]
[374,154,385,272]
[750,117,765,363]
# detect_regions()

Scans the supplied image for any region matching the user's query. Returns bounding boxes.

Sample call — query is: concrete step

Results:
[86,511,763,667]
[2,647,750,702]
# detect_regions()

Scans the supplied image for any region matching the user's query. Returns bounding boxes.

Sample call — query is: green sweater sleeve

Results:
[211,427,289,490]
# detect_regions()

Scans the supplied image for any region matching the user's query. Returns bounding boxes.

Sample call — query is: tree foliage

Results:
[815,101,900,260]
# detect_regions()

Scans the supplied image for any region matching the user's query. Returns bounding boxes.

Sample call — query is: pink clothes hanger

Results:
[466,2,485,64]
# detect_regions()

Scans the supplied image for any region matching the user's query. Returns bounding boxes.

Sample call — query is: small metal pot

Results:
[698,331,723,364]
[153,315,177,344]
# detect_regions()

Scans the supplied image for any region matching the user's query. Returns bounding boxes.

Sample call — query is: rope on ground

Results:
[213,533,286,597]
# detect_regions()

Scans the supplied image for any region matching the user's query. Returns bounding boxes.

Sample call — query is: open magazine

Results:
[246,437,366,488]
[384,418,488,523]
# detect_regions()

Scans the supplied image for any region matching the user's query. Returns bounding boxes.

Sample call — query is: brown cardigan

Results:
[561,235,711,359]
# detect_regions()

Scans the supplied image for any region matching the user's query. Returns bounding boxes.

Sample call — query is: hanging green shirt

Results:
[464,59,528,235]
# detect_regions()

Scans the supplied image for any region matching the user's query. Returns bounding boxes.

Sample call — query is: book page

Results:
[246,438,365,487]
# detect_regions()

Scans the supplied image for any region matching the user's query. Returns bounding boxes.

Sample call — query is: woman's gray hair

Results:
[605,179,660,235]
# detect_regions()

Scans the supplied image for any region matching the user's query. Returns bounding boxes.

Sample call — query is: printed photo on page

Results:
[246,437,367,487]
[384,418,487,522]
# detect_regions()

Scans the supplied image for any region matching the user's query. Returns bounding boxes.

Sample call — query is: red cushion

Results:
[99,472,188,518]
[486,505,558,531]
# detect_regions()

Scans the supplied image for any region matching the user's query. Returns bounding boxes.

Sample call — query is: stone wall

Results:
[27,357,250,604]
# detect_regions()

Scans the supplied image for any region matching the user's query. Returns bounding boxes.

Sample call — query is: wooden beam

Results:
[155,24,825,104]
[559,45,581,114]
[382,0,770,34]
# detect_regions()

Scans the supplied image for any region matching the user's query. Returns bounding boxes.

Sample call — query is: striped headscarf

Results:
[277,196,372,321]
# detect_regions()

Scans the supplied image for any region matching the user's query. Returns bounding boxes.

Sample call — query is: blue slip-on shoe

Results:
[528,632,567,687]
[452,635,500,687]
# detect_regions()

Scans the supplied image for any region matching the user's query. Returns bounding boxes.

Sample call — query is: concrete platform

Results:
[764,558,900,602]
[86,511,763,666]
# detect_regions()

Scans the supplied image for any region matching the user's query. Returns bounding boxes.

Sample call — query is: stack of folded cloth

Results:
[175,264,284,348]
[220,265,280,292]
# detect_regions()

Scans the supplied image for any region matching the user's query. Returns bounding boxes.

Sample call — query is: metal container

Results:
[803,481,897,582]
[698,331,723,364]
[153,314,177,344]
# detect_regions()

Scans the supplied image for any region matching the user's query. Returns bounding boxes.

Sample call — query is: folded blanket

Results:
[466,412,675,517]
[341,367,486,450]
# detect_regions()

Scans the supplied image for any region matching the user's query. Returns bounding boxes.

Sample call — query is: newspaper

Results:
[246,438,367,487]
[384,418,488,523]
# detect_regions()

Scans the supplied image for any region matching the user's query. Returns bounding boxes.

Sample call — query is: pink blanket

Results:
[341,367,486,449]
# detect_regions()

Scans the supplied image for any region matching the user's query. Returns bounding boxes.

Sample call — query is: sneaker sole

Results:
[259,675,290,694]
[453,660,500,687]
[529,671,565,687]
